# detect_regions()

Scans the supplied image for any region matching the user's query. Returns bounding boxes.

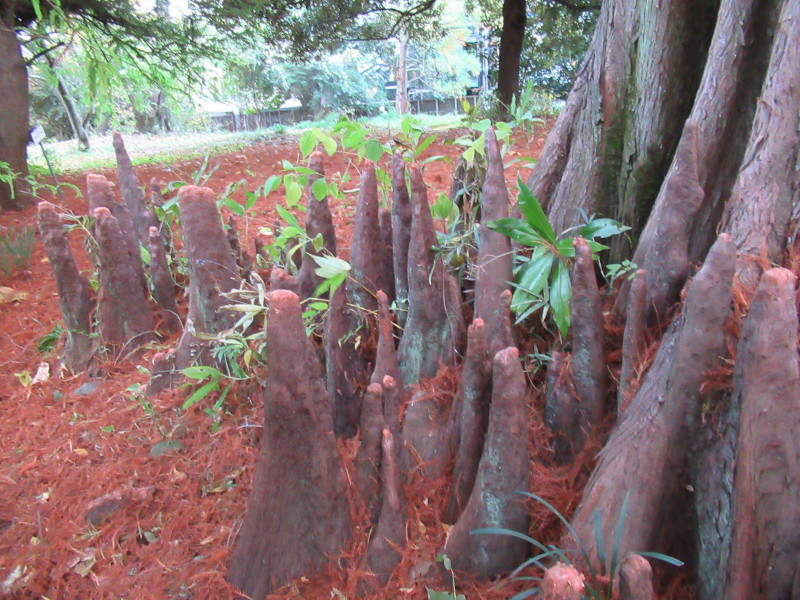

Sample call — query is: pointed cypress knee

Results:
[147,226,180,334]
[569,237,608,433]
[379,207,395,303]
[354,382,385,520]
[392,152,412,328]
[173,185,240,370]
[370,290,402,390]
[347,161,388,312]
[725,268,800,599]
[641,120,704,324]
[474,127,513,352]
[619,555,655,600]
[227,290,350,599]
[367,428,406,584]
[149,178,166,208]
[396,165,465,387]
[445,318,492,524]
[324,285,367,437]
[86,173,145,291]
[37,201,95,371]
[382,375,403,442]
[618,269,647,416]
[544,350,577,463]
[226,216,251,279]
[442,347,529,579]
[93,207,155,350]
[541,563,586,599]
[113,132,158,245]
[545,237,607,463]
[297,151,337,300]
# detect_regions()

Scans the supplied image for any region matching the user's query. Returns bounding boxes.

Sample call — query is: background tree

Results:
[470,0,598,110]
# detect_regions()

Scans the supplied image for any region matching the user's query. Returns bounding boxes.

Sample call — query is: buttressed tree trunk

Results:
[0,23,31,211]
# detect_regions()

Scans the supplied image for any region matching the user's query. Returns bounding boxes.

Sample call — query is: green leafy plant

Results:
[488,178,629,336]
[472,491,683,600]
[605,259,638,286]
[0,225,36,277]
[427,554,466,600]
[0,161,16,196]
[37,325,64,355]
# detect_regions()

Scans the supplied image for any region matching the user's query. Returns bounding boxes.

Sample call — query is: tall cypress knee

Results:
[396,165,465,387]
[391,152,412,328]
[443,347,529,578]
[227,290,350,599]
[93,207,155,350]
[37,201,95,371]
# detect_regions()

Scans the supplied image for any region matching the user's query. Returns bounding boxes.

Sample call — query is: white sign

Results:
[30,125,46,145]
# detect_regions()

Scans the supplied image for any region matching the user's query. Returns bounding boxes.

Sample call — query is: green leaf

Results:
[580,218,630,240]
[414,134,438,158]
[276,204,302,231]
[311,177,328,201]
[314,128,337,156]
[182,380,219,410]
[515,250,554,300]
[313,271,347,297]
[344,129,366,150]
[474,118,492,132]
[517,177,556,243]
[264,175,281,196]
[550,259,572,337]
[488,218,545,247]
[183,365,223,380]
[463,147,475,163]
[365,140,384,162]
[224,197,245,217]
[555,238,576,258]
[311,254,351,279]
[284,178,303,207]
[635,552,685,567]
[299,130,316,157]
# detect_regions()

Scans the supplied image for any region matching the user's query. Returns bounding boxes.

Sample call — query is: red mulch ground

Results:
[0,124,691,599]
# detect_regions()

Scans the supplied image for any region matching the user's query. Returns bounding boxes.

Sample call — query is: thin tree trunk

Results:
[496,0,526,111]
[395,32,409,115]
[47,55,90,151]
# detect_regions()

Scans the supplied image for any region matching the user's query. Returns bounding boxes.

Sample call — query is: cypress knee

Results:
[443,347,529,578]
[227,290,350,599]
[37,201,95,371]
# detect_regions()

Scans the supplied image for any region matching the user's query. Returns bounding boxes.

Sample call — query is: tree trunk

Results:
[0,23,31,210]
[523,0,800,596]
[46,55,90,151]
[395,32,410,115]
[496,0,526,111]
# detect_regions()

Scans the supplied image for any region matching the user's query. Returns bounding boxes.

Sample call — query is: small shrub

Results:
[0,225,36,277]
